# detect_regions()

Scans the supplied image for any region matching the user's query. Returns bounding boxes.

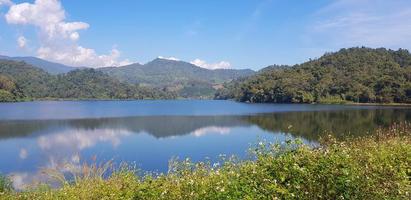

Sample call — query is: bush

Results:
[0,89,16,102]
[0,174,12,194]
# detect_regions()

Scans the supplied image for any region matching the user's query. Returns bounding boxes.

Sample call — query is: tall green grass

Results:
[2,122,411,199]
[0,174,12,195]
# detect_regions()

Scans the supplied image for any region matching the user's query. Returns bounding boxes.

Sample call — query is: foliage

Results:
[0,73,23,102]
[0,90,16,102]
[218,47,411,104]
[0,60,177,102]
[0,60,51,100]
[0,75,16,92]
[49,69,176,99]
[0,175,12,194]
[2,123,411,199]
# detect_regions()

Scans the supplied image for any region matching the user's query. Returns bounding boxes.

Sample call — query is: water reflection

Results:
[1,109,410,141]
[0,108,410,189]
[244,108,411,140]
[0,116,246,139]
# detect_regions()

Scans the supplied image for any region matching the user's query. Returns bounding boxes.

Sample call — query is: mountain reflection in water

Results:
[1,108,410,140]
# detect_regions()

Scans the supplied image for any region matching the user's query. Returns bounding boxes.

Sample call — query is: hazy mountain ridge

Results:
[0,55,77,74]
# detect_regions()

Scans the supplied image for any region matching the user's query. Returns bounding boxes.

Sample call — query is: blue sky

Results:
[1,0,411,70]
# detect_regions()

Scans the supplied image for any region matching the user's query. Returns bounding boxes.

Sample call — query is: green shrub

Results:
[0,89,16,102]
[2,123,411,199]
[0,174,12,194]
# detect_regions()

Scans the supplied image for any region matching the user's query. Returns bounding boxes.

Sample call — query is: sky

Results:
[1,0,411,70]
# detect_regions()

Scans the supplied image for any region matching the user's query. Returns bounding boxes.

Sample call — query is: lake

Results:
[0,100,410,189]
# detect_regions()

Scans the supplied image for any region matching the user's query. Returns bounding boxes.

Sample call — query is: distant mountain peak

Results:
[98,57,255,98]
[150,57,185,64]
[0,55,77,74]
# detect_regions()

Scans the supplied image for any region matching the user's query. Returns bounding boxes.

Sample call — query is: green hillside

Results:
[0,55,77,74]
[0,60,176,102]
[216,47,411,104]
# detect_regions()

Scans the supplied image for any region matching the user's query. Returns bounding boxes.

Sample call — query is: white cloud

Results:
[19,148,28,159]
[191,126,231,137]
[117,59,133,66]
[191,59,231,70]
[37,128,131,151]
[0,0,12,7]
[9,172,29,190]
[8,127,133,190]
[17,36,27,48]
[158,56,180,61]
[307,0,411,50]
[5,0,129,67]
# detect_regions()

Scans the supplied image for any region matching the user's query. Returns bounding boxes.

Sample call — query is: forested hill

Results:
[100,58,255,85]
[99,58,255,98]
[216,47,411,104]
[0,60,176,102]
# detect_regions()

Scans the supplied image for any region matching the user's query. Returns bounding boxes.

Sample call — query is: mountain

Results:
[0,55,254,100]
[216,47,411,104]
[100,58,255,98]
[101,58,255,86]
[0,55,76,74]
[0,59,176,102]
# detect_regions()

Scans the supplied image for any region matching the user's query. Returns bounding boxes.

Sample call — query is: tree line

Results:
[216,47,411,104]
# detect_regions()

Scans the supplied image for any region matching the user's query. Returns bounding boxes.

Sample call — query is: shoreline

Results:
[342,102,411,107]
[1,98,411,106]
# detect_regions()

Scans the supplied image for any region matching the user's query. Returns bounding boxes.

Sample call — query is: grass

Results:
[1,123,411,199]
[0,174,12,195]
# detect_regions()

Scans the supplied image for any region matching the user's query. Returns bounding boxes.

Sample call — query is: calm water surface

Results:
[0,100,410,189]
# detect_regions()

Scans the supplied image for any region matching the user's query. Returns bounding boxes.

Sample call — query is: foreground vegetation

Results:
[1,122,410,199]
[216,47,411,104]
